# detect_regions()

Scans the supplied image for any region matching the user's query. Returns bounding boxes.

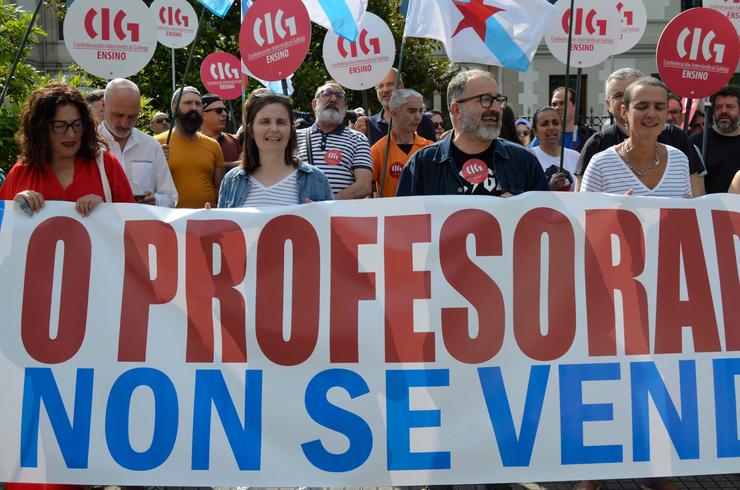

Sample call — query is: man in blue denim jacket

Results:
[397,70,547,197]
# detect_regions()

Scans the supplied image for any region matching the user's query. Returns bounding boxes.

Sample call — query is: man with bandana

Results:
[297,81,372,199]
[689,84,740,194]
[396,69,547,196]
[155,86,225,208]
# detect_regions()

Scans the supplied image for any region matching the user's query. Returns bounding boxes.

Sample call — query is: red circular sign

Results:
[389,162,403,178]
[461,159,488,185]
[656,8,740,99]
[324,149,342,166]
[239,0,311,81]
[200,52,244,100]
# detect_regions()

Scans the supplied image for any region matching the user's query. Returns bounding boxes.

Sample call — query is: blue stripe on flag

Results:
[197,0,234,18]
[317,0,358,41]
[0,200,4,236]
[484,16,530,72]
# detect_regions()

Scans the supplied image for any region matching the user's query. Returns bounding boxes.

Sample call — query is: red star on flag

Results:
[452,0,505,41]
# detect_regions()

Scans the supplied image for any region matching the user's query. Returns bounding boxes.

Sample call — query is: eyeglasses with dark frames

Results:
[455,93,507,108]
[204,107,227,115]
[50,119,85,134]
[433,121,445,129]
[154,117,170,124]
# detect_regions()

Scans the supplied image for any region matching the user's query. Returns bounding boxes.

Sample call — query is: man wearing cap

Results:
[201,93,242,171]
[149,112,170,135]
[397,69,547,196]
[99,78,178,207]
[155,86,225,208]
[366,68,437,145]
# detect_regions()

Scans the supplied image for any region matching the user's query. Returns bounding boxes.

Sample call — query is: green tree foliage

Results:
[0,1,46,171]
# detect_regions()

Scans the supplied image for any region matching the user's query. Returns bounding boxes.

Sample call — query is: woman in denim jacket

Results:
[218,89,333,208]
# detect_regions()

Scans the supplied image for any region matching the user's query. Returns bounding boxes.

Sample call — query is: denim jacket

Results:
[217,161,334,208]
[396,132,548,196]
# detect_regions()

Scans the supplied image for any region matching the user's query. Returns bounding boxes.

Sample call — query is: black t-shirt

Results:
[397,143,414,155]
[450,142,503,196]
[690,129,740,194]
[576,123,705,176]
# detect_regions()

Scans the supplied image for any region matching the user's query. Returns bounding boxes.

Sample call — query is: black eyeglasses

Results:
[153,117,169,124]
[204,107,227,115]
[50,119,85,134]
[433,122,445,129]
[455,93,507,108]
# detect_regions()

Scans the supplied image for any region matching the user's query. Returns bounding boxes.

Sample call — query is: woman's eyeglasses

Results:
[433,122,445,129]
[50,119,85,134]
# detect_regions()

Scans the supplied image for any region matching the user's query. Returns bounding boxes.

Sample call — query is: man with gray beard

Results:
[296,81,372,199]
[397,69,546,196]
[689,84,740,193]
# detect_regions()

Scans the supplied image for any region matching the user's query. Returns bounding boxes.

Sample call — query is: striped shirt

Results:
[580,145,691,198]
[297,123,372,194]
[240,169,298,207]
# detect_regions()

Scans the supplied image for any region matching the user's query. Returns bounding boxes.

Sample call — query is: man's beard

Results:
[175,109,203,135]
[715,114,740,134]
[460,106,500,140]
[315,104,346,125]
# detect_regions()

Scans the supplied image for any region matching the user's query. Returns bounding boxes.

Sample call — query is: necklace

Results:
[622,142,660,177]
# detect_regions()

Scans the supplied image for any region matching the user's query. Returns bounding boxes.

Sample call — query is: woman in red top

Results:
[0,81,133,213]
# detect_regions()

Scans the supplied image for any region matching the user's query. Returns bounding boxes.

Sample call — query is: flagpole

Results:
[166,4,208,145]
[559,0,576,173]
[0,0,43,105]
[378,37,407,198]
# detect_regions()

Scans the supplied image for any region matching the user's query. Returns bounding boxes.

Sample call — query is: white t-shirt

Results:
[580,145,691,198]
[530,146,579,191]
[241,169,299,207]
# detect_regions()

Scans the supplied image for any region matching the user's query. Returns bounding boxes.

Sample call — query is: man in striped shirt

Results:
[297,82,372,199]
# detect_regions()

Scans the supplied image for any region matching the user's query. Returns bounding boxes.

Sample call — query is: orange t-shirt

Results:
[371,132,433,197]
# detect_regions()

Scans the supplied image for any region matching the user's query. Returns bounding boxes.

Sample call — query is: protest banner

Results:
[0,194,739,486]
[656,7,740,99]
[545,0,620,68]
[323,12,395,91]
[63,0,157,79]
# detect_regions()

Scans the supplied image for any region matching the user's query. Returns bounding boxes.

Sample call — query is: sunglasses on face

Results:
[433,122,445,129]
[204,107,227,115]
[154,117,169,124]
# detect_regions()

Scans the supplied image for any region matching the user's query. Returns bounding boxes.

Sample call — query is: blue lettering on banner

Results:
[192,370,263,470]
[478,365,550,467]
[714,358,740,458]
[302,369,372,472]
[20,368,93,469]
[105,368,178,471]
[631,361,699,461]
[560,363,623,464]
[386,369,451,471]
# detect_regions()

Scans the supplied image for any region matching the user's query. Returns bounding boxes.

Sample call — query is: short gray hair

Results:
[605,67,643,96]
[447,69,496,108]
[622,76,669,109]
[390,89,422,110]
[104,78,139,102]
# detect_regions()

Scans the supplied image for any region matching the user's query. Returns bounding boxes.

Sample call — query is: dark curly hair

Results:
[241,88,298,171]
[16,81,104,170]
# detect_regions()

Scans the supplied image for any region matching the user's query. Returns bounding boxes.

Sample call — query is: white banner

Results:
[0,193,738,486]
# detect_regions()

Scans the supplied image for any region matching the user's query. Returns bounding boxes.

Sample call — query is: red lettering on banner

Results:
[118,221,178,361]
[439,210,504,363]
[185,220,247,362]
[21,217,91,364]
[712,210,740,350]
[330,217,377,363]
[385,214,433,362]
[655,209,720,353]
[513,208,576,361]
[255,216,320,366]
[584,210,649,356]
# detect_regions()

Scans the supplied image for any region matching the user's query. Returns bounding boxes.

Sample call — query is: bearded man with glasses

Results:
[296,81,372,199]
[397,69,547,197]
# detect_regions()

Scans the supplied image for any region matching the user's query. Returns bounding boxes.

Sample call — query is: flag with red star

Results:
[403,0,557,71]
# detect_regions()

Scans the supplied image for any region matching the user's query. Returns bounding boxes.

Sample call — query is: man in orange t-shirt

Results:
[371,88,433,197]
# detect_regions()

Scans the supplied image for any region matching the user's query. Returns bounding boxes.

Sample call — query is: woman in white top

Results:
[580,76,691,198]
[529,106,579,191]
[218,89,333,208]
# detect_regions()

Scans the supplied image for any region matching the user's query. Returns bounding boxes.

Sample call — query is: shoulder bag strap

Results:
[304,129,315,166]
[96,151,112,203]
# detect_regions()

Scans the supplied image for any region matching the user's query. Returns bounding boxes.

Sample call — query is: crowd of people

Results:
[0,64,739,490]
[1,68,739,216]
